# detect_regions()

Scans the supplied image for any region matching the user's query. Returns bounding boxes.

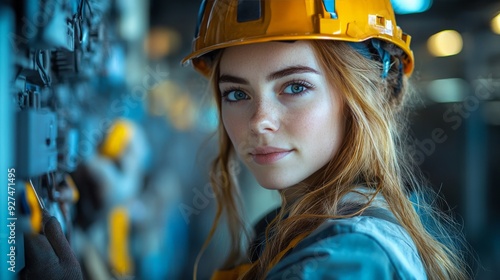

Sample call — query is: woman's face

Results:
[219,41,345,190]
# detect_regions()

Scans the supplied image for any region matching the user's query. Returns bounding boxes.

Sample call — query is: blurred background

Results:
[0,0,498,279]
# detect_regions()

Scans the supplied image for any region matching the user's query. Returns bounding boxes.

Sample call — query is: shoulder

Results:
[267,216,427,280]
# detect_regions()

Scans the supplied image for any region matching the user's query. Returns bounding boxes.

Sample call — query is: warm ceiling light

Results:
[144,27,181,60]
[427,30,463,57]
[492,12,500,34]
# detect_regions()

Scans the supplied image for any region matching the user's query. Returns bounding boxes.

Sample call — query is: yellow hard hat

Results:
[182,0,414,77]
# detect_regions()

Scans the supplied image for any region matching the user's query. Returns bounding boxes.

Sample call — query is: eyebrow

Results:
[267,65,320,81]
[218,65,320,85]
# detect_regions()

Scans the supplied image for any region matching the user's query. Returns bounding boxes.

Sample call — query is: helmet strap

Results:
[348,40,405,100]
[371,40,391,79]
[347,40,392,79]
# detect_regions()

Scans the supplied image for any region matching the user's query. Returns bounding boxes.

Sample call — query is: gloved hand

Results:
[21,210,83,280]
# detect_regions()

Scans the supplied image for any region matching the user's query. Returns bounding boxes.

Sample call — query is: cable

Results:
[35,50,51,86]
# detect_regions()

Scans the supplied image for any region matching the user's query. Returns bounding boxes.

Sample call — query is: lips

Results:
[250,146,293,165]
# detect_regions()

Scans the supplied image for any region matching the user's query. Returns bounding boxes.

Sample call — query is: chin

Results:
[254,177,293,191]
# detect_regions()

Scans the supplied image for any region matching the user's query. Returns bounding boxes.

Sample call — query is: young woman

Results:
[183,0,469,279]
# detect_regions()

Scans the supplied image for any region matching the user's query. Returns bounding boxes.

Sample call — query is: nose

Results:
[249,100,279,134]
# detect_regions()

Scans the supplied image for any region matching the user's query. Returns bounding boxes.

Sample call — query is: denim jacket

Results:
[212,191,427,280]
[266,212,427,279]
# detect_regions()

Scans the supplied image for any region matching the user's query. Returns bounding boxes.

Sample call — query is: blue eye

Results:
[283,83,307,95]
[224,89,249,102]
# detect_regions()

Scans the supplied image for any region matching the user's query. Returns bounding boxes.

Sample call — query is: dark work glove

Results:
[21,210,83,280]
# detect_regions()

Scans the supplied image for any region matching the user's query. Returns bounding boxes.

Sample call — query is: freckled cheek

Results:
[287,104,333,137]
[221,112,243,148]
[288,103,344,160]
